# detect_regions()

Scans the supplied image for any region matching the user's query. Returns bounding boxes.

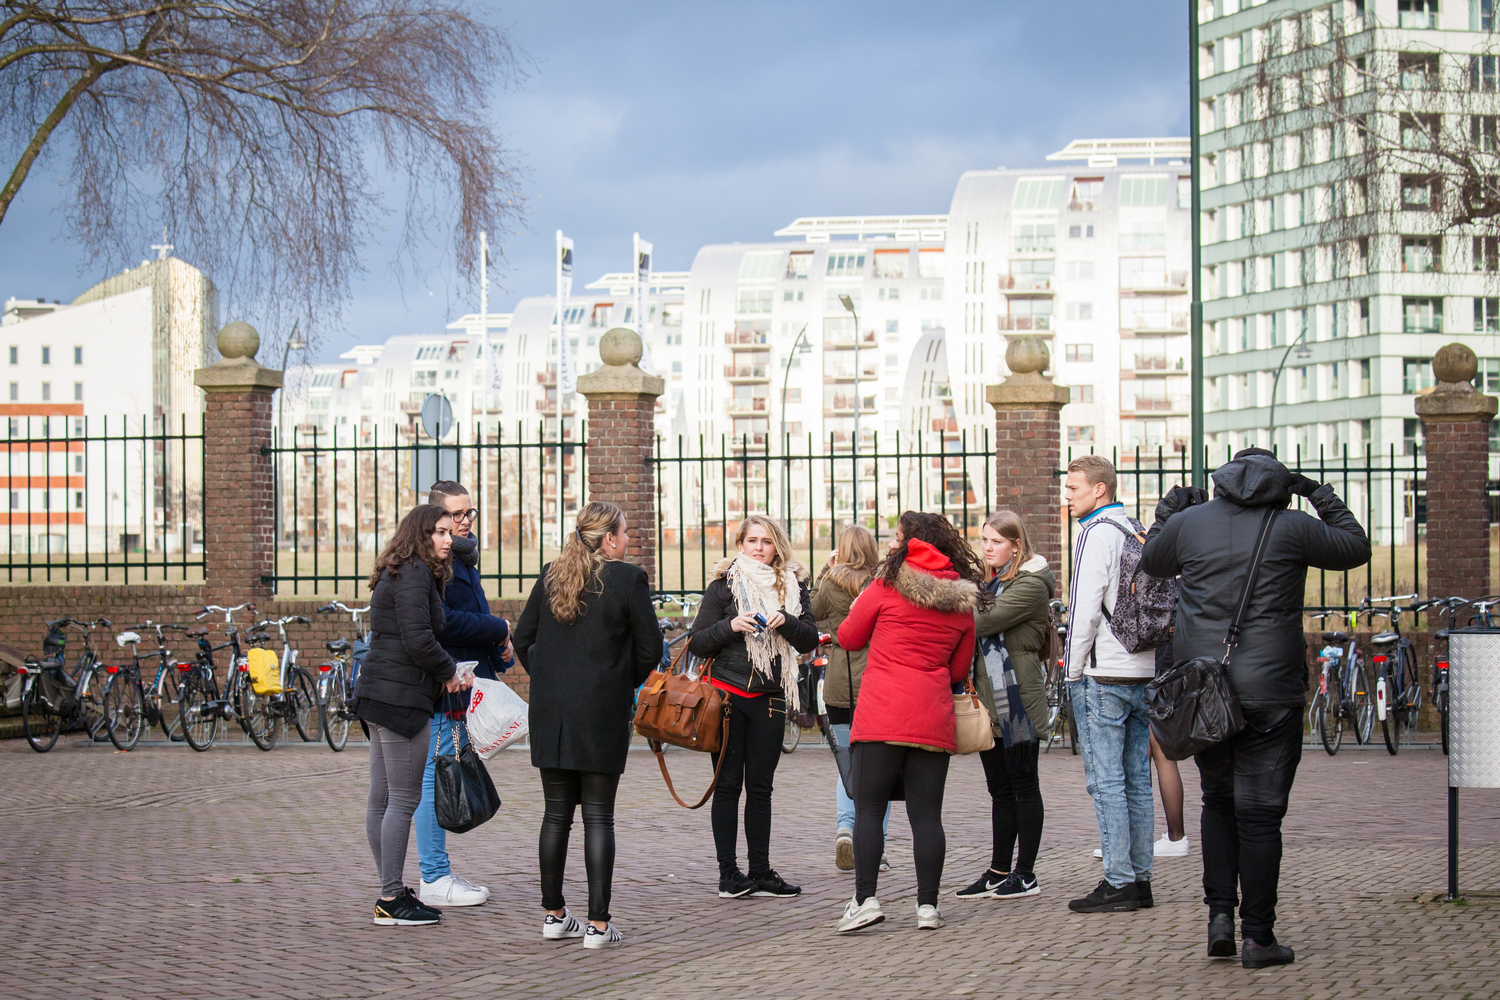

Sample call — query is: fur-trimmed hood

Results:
[712,555,811,585]
[892,562,979,613]
[1015,553,1048,575]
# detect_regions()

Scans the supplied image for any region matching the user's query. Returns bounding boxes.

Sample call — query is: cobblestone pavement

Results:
[3,735,1499,1000]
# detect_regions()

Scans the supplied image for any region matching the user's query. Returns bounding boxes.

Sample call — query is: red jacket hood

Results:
[903,537,959,579]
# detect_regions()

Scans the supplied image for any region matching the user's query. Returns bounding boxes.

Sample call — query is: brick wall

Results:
[202,389,275,605]
[993,405,1064,570]
[1421,416,1490,613]
[584,397,658,584]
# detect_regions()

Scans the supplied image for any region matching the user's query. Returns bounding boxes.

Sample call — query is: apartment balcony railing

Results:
[724,330,769,347]
[1120,270,1189,292]
[997,315,1052,331]
[535,399,576,414]
[1133,355,1169,371]
[824,328,878,347]
[727,398,769,414]
[931,416,959,432]
[1130,312,1189,332]
[997,275,1055,293]
[823,364,881,381]
[1129,395,1189,413]
[1068,199,1099,212]
[536,370,556,385]
[398,400,422,413]
[724,364,770,380]
[824,395,878,413]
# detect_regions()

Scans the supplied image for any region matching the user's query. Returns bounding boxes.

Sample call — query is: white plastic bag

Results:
[466,675,529,759]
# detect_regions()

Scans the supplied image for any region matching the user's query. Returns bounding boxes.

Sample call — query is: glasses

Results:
[451,509,479,523]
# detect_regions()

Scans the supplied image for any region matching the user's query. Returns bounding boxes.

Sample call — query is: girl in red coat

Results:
[835,511,987,933]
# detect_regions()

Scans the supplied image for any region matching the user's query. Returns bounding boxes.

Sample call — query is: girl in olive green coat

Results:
[954,511,1055,901]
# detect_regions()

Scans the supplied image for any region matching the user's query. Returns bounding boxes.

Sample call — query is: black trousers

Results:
[538,768,621,922]
[852,741,950,907]
[1195,706,1303,944]
[978,739,1043,876]
[710,692,786,877]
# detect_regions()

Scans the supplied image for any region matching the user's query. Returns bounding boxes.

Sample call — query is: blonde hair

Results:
[825,524,878,597]
[1067,454,1117,501]
[984,510,1036,583]
[545,501,624,624]
[735,514,795,603]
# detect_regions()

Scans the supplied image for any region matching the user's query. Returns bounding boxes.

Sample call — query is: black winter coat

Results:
[688,558,820,695]
[1140,451,1370,710]
[355,558,458,715]
[432,554,512,714]
[513,560,663,774]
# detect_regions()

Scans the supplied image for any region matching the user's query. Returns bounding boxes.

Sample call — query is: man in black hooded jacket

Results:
[1141,448,1369,969]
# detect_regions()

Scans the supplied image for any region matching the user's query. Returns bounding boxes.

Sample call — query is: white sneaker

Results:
[837,896,885,933]
[582,921,623,949]
[1092,848,1103,859]
[879,854,891,872]
[1154,833,1191,857]
[542,908,585,940]
[418,873,489,907]
[916,903,944,930]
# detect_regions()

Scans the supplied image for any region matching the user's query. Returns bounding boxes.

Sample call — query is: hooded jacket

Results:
[972,554,1055,735]
[1140,450,1370,710]
[838,538,979,753]
[688,557,821,697]
[811,566,872,710]
[1065,503,1157,682]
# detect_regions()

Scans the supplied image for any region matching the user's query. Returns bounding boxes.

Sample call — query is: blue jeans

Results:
[831,723,890,836]
[414,712,459,883]
[1078,677,1154,888]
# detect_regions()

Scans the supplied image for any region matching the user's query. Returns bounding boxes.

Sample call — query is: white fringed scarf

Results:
[727,554,803,712]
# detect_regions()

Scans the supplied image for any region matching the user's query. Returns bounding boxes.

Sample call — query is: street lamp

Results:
[274,321,307,553]
[1266,331,1313,453]
[839,294,862,520]
[778,323,811,523]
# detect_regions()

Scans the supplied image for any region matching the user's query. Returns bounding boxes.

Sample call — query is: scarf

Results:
[982,573,1037,774]
[450,533,478,568]
[727,554,803,712]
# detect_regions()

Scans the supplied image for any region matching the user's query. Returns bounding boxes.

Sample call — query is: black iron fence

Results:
[265,421,585,597]
[1,414,204,583]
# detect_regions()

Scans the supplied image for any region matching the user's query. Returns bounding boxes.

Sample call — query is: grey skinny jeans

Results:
[367,720,431,897]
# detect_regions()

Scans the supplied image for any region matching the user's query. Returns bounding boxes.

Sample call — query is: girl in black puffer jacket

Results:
[689,514,819,900]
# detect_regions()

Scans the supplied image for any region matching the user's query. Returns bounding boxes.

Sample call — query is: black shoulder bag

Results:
[1147,507,1279,762]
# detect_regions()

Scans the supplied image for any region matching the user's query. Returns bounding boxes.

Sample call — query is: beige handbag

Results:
[954,678,996,755]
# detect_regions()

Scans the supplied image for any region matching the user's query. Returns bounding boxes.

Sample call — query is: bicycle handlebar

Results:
[1364,593,1419,605]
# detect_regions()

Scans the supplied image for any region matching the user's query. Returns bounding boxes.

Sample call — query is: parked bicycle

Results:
[19,618,114,752]
[315,601,371,752]
[1308,609,1374,754]
[1045,599,1077,755]
[1361,593,1422,755]
[171,603,258,751]
[114,622,193,744]
[239,615,317,751]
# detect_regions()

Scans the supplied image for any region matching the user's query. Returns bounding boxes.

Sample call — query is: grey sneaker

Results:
[837,896,884,933]
[915,903,944,930]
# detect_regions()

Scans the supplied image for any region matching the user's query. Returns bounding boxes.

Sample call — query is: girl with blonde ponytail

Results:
[512,500,664,949]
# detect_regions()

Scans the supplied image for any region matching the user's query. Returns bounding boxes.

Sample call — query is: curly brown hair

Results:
[879,511,992,607]
[367,504,455,592]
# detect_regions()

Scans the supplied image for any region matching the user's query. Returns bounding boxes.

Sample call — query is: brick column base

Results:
[987,337,1070,571]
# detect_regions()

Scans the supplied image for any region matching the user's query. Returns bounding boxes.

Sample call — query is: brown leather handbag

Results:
[632,646,731,809]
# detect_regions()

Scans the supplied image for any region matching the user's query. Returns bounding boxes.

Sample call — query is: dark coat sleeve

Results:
[1298,484,1372,571]
[776,579,821,654]
[1141,508,1186,579]
[391,563,456,682]
[689,579,738,659]
[624,565,665,687]
[511,571,546,673]
[438,577,510,649]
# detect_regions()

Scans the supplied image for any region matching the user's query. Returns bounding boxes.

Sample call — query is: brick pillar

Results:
[577,327,665,584]
[193,321,284,605]
[987,335,1070,570]
[1416,343,1498,616]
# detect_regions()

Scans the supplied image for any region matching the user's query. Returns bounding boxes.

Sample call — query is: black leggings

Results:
[538,768,621,922]
[710,692,785,877]
[979,740,1044,876]
[852,741,950,907]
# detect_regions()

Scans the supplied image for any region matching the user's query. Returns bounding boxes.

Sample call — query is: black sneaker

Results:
[954,870,1008,899]
[373,888,441,926]
[717,869,757,898]
[1067,879,1140,913]
[995,871,1040,899]
[1241,938,1294,969]
[751,870,801,897]
[1135,879,1153,909]
[1208,913,1236,958]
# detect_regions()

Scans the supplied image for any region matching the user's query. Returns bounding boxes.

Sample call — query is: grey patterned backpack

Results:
[1098,517,1178,653]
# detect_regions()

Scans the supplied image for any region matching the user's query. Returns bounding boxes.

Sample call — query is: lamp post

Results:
[778,323,811,522]
[274,321,307,552]
[839,294,862,520]
[1266,331,1313,452]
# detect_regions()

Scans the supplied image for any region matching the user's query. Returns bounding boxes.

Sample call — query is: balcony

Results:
[724,364,769,380]
[824,394,877,413]
[399,400,422,413]
[727,397,769,415]
[724,330,769,347]
[536,370,556,385]
[1120,270,1189,292]
[1133,355,1170,371]
[997,315,1053,331]
[998,275,1055,293]
[823,362,881,381]
[930,416,959,433]
[535,398,575,414]
[824,327,878,347]
[1130,312,1189,332]
[1128,395,1189,413]
[1067,199,1099,212]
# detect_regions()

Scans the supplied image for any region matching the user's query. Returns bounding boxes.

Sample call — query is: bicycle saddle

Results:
[1321,631,1350,644]
[1436,629,1450,640]
[115,631,141,647]
[247,632,271,644]
[185,626,210,637]
[1370,632,1400,645]
[325,639,351,653]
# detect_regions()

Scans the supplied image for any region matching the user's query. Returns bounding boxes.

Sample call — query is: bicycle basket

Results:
[246,647,283,695]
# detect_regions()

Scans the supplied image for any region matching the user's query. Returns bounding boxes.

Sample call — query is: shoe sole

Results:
[835,839,855,871]
[953,889,1001,899]
[543,929,585,940]
[1208,938,1237,958]
[917,920,944,930]
[995,887,1042,899]
[751,890,801,897]
[1242,957,1294,969]
[419,894,488,907]
[373,916,440,926]
[836,913,885,933]
[583,938,623,949]
[1155,847,1191,857]
[1068,901,1140,913]
[718,887,756,898]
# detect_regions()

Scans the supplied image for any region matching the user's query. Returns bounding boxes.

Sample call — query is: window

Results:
[1067,426,1095,444]
[1361,360,1372,395]
[1405,418,1426,457]
[1474,115,1500,151]
[72,346,82,365]
[7,382,14,401]
[73,382,82,402]
[1178,176,1192,209]
[1118,176,1170,207]
[885,320,899,334]
[825,252,866,278]
[1402,174,1439,210]
[1120,256,1168,288]
[783,252,813,280]
[878,286,900,301]
[920,284,943,300]
[1065,344,1094,362]
[1119,221,1166,251]
[917,249,944,278]
[73,490,83,510]
[780,388,801,404]
[1007,298,1053,330]
[872,250,909,279]
[1067,225,1095,239]
[737,288,772,313]
[413,342,443,361]
[782,288,804,303]
[1473,54,1498,91]
[738,251,781,280]
[1404,298,1443,333]
[671,361,682,373]
[6,346,13,365]
[1398,0,1439,28]
[1012,177,1065,209]
[885,354,899,368]
[1012,221,1057,252]
[40,346,50,366]
[1405,358,1434,394]
[1399,52,1439,89]
[1477,236,1500,271]
[1069,178,1103,211]
[1070,385,1095,403]
[1064,261,1095,281]
[1402,114,1439,149]
[1403,236,1440,272]
[1066,302,1094,321]
[40,382,49,401]
[412,369,437,386]
[1478,298,1500,331]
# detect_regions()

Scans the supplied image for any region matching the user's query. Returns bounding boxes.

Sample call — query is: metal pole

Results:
[1448,785,1460,900]
[1189,0,1205,488]
[556,230,565,550]
[1266,331,1309,447]
[853,305,860,521]
[479,231,488,552]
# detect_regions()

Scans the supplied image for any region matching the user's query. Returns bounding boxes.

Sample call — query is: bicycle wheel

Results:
[21,677,60,753]
[158,666,186,741]
[289,667,319,742]
[1319,683,1342,755]
[1350,661,1375,745]
[1401,645,1421,745]
[1065,698,1079,756]
[104,673,146,751]
[781,711,801,754]
[180,672,220,751]
[1439,688,1450,755]
[239,683,278,751]
[320,664,350,752]
[1379,664,1399,755]
[78,670,109,742]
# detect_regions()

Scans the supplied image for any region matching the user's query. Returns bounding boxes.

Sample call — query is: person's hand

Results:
[827,549,838,567]
[500,639,516,663]
[443,676,468,694]
[1154,485,1208,522]
[1289,473,1321,498]
[764,610,787,630]
[730,614,761,634]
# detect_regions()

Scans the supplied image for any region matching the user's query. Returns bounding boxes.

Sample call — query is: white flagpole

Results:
[478,231,488,552]
[555,229,565,550]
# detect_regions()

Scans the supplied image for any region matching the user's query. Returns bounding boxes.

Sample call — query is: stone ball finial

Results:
[217,321,260,361]
[599,326,643,367]
[1005,335,1051,376]
[1433,343,1479,386]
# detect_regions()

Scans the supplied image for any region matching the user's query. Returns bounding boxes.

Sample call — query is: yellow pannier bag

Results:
[247,648,282,695]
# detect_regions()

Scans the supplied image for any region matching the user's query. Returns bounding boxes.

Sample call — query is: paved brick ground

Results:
[3,735,1498,999]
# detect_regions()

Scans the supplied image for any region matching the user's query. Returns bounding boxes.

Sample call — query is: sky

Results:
[0,0,1190,364]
